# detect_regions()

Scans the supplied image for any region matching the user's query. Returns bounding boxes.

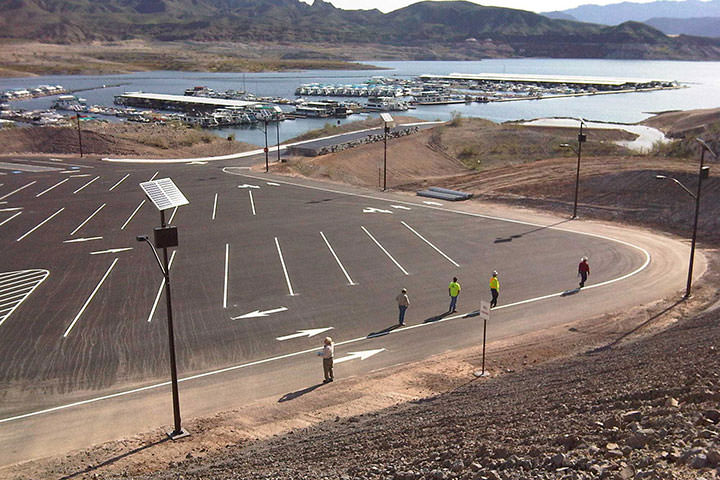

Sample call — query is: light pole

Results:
[656,138,716,299]
[263,119,269,173]
[137,178,190,440]
[380,113,395,191]
[560,118,586,219]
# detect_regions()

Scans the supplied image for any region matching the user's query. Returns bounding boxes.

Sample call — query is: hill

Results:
[544,0,720,25]
[1,0,720,60]
[646,16,720,38]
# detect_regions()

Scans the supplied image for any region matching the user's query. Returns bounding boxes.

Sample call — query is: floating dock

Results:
[419,73,677,90]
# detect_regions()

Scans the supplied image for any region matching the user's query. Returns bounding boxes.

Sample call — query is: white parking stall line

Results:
[0,181,36,201]
[16,208,64,242]
[147,251,177,323]
[73,176,100,194]
[0,269,49,328]
[361,226,409,276]
[63,258,119,337]
[0,211,22,227]
[320,231,357,286]
[148,171,159,181]
[70,203,106,236]
[212,193,218,220]
[168,206,178,224]
[121,200,145,230]
[108,174,130,191]
[401,221,460,267]
[274,237,297,296]
[249,190,256,216]
[35,178,69,197]
[223,244,229,308]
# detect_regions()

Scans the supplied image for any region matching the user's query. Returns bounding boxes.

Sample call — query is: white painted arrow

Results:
[90,247,133,255]
[266,182,280,186]
[238,184,260,189]
[363,207,393,214]
[334,348,386,364]
[232,306,287,320]
[64,236,103,243]
[423,201,443,206]
[276,327,334,341]
[391,205,411,210]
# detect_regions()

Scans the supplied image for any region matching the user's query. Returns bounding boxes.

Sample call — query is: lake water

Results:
[2,59,720,146]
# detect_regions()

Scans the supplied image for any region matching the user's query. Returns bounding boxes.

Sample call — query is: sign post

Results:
[478,301,491,376]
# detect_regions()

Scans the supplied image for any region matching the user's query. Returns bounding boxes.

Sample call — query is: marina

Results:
[1,58,710,145]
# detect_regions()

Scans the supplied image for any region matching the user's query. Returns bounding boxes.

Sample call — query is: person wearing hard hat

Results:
[448,277,461,313]
[578,257,590,288]
[489,271,499,308]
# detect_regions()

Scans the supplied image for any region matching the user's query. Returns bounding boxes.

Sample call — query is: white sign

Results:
[479,301,491,322]
[334,348,386,364]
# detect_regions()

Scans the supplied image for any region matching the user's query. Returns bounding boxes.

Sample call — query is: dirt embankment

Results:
[0,122,256,158]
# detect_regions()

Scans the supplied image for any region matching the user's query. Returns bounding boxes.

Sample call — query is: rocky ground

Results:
[118,283,720,480]
[2,109,719,480]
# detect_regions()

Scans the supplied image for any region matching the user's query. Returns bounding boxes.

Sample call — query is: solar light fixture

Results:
[381,113,394,191]
[137,178,190,440]
[655,138,717,299]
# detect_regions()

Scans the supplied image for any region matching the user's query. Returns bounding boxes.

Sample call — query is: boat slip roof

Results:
[419,73,669,87]
[117,92,262,107]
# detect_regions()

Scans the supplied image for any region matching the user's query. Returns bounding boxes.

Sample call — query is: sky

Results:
[300,0,681,14]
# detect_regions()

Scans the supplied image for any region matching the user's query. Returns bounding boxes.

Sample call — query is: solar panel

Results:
[140,178,189,211]
[380,113,394,123]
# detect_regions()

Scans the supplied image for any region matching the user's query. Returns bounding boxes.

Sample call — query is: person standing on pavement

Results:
[396,288,410,325]
[578,257,590,288]
[489,271,499,308]
[448,277,461,313]
[321,337,334,383]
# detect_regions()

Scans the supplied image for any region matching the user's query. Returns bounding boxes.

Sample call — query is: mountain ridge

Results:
[1,0,720,60]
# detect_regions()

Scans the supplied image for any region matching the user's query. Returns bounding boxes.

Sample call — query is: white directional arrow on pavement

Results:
[266,182,280,186]
[391,205,411,210]
[238,184,260,189]
[363,207,393,214]
[232,306,288,320]
[64,236,103,243]
[90,247,133,255]
[423,201,443,206]
[276,327,334,341]
[334,348,386,364]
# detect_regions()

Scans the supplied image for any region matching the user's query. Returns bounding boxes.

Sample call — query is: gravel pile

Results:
[122,306,720,480]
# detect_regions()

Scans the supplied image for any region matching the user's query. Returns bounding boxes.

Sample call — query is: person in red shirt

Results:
[578,257,590,288]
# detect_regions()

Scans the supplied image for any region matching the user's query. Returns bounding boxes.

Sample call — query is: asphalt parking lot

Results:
[0,155,649,425]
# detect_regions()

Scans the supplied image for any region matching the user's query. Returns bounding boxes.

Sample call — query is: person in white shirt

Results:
[322,337,334,383]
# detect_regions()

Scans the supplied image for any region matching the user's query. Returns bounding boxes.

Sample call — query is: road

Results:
[0,151,698,467]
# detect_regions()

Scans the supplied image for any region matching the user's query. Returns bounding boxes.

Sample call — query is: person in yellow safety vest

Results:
[448,277,461,313]
[489,270,499,308]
